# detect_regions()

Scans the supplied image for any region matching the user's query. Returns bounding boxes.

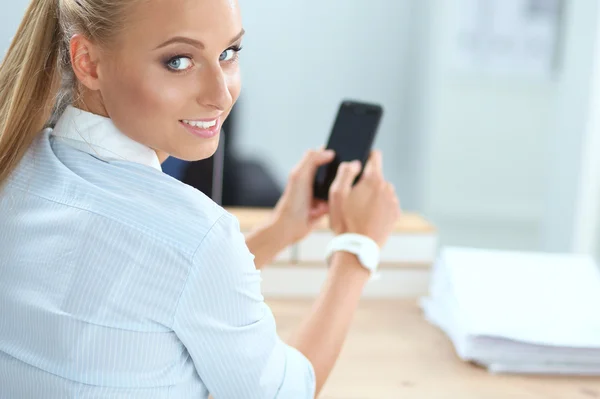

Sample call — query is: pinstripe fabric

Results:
[0,107,316,398]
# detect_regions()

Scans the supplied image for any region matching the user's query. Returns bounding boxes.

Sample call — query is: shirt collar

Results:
[51,106,163,171]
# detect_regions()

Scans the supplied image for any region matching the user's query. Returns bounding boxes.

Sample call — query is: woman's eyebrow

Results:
[154,29,246,50]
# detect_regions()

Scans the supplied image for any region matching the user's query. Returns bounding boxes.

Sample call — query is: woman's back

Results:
[0,112,225,397]
[1,106,318,399]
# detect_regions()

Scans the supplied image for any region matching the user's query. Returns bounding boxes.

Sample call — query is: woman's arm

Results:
[174,213,317,399]
[244,219,289,269]
[288,252,370,395]
[241,151,399,397]
[244,149,335,269]
[288,153,401,396]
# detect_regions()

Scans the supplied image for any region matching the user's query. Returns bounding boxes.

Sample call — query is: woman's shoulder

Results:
[11,132,232,258]
[96,172,231,257]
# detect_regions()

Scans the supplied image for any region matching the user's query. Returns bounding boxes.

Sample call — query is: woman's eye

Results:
[166,56,193,72]
[220,48,238,62]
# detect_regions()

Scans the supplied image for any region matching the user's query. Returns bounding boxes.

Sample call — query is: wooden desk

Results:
[268,299,600,399]
[228,207,438,269]
[227,207,436,234]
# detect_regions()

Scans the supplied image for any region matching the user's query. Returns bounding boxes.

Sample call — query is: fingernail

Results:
[324,149,334,156]
[352,160,361,169]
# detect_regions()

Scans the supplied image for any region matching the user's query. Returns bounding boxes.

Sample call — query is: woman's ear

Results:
[70,34,102,91]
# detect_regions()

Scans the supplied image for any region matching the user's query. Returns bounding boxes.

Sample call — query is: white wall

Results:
[569,0,600,259]
[419,0,600,253]
[0,1,28,57]
[415,0,560,250]
[237,0,423,210]
[542,0,600,253]
[238,0,600,254]
[237,0,596,252]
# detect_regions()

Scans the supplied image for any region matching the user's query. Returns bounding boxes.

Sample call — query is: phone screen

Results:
[313,101,383,200]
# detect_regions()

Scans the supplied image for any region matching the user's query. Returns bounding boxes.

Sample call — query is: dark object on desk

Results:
[162,105,283,207]
[182,145,283,207]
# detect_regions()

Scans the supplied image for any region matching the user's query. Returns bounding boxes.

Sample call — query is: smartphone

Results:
[313,100,384,200]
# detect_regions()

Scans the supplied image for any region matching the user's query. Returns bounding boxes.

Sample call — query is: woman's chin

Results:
[172,138,221,162]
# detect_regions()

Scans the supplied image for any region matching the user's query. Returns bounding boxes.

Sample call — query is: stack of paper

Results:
[421,247,600,375]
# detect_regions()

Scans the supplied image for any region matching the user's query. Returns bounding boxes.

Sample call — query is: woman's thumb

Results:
[315,149,335,165]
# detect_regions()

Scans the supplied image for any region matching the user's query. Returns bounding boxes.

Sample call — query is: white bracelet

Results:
[325,233,381,280]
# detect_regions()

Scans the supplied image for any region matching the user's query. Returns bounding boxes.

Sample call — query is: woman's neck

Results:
[73,93,170,164]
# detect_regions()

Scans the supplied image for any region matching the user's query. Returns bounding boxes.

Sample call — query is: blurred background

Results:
[2,0,599,259]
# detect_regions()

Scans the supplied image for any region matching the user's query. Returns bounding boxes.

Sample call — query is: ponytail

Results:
[0,0,61,186]
[0,0,140,187]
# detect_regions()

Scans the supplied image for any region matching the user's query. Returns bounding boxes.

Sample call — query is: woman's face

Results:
[87,0,243,161]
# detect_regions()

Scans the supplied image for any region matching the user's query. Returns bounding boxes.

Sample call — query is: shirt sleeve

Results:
[172,213,316,399]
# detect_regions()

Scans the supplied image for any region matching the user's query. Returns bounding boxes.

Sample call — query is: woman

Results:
[0,0,401,397]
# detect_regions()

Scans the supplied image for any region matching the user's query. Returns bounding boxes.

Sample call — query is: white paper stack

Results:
[421,247,600,375]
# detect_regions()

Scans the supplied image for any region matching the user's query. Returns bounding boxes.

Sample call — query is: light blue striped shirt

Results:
[0,106,315,398]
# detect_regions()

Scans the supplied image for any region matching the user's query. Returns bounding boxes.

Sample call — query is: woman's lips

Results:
[180,118,221,139]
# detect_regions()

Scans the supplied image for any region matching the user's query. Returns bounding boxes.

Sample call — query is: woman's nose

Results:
[198,65,232,111]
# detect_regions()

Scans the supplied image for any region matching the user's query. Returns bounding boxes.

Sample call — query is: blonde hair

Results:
[0,0,135,186]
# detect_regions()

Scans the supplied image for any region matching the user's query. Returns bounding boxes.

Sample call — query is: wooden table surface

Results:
[227,207,436,234]
[267,299,600,399]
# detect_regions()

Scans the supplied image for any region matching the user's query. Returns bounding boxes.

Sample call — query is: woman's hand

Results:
[272,148,335,245]
[328,150,401,247]
[245,148,334,269]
